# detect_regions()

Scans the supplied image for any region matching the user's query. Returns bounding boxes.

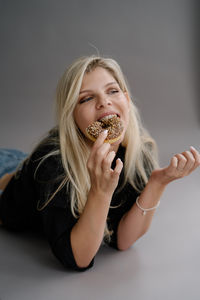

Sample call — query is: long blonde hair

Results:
[33,55,159,239]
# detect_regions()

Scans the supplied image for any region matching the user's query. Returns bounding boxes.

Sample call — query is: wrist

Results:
[149,169,170,187]
[88,188,112,204]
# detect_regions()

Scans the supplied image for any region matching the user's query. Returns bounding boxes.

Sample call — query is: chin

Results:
[110,133,126,150]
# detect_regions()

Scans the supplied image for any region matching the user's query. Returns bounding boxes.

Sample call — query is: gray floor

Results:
[0,128,200,300]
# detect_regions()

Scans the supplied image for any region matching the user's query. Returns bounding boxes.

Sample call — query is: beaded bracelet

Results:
[136,196,160,216]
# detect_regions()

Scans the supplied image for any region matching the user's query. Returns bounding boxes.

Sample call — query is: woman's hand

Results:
[87,130,123,198]
[151,146,200,186]
[71,131,123,268]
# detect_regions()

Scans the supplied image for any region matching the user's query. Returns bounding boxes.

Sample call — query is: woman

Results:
[0,56,199,271]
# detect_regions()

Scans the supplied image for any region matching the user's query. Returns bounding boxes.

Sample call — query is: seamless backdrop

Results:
[0,0,199,155]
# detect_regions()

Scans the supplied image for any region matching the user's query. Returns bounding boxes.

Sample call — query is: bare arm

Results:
[117,146,200,250]
[70,190,111,268]
[71,131,123,268]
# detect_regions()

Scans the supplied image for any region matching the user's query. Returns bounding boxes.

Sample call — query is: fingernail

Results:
[103,130,108,135]
[190,146,196,151]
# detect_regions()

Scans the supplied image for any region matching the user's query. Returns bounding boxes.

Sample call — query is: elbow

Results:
[117,244,131,251]
[74,256,94,269]
[138,227,148,238]
[70,232,95,269]
[117,238,135,251]
[117,229,149,251]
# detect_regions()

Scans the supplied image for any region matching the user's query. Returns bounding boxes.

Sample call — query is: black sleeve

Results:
[41,201,94,272]
[106,183,139,250]
[30,147,94,272]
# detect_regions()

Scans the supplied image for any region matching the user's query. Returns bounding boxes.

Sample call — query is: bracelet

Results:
[136,196,160,216]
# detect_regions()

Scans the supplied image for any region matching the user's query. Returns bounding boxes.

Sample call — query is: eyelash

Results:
[80,96,93,104]
[80,89,119,104]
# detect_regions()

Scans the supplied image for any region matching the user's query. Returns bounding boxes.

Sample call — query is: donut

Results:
[86,115,124,144]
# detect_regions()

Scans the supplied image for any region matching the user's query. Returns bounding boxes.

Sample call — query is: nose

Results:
[96,94,112,109]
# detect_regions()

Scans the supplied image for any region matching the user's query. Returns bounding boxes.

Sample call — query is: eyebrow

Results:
[79,81,118,94]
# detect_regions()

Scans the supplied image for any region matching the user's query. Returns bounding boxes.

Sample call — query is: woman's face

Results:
[74,67,130,147]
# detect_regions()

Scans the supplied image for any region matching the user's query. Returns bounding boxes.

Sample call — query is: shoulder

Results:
[30,127,60,161]
[19,128,63,180]
[31,151,63,182]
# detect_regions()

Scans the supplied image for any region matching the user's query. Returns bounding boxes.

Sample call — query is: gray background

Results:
[0,1,200,300]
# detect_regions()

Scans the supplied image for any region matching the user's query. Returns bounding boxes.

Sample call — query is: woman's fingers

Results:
[93,130,108,150]
[87,129,123,179]
[102,150,116,173]
[88,142,110,174]
[177,146,200,174]
[165,156,177,176]
[189,146,200,171]
[152,146,200,185]
[86,130,123,195]
[168,146,200,178]
[113,158,123,176]
[89,130,108,159]
[88,131,109,167]
[171,156,178,168]
[178,151,195,173]
[175,153,187,171]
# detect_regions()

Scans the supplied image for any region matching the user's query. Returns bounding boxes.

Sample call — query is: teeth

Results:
[99,114,117,121]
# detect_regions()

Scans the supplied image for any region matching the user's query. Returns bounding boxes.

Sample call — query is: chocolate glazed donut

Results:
[86,115,124,144]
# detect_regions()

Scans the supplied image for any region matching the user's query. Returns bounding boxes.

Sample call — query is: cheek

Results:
[121,101,130,122]
[123,114,129,131]
[74,107,92,132]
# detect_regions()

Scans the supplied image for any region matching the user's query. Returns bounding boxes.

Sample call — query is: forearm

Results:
[117,146,200,251]
[117,175,167,250]
[71,190,111,268]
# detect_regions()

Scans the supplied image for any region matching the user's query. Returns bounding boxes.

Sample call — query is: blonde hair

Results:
[33,55,159,239]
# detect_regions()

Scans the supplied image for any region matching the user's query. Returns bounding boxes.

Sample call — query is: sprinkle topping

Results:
[86,115,123,140]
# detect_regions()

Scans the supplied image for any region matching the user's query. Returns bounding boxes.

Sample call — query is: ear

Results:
[124,91,131,101]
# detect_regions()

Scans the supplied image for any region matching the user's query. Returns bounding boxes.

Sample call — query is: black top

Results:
[0,138,139,272]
